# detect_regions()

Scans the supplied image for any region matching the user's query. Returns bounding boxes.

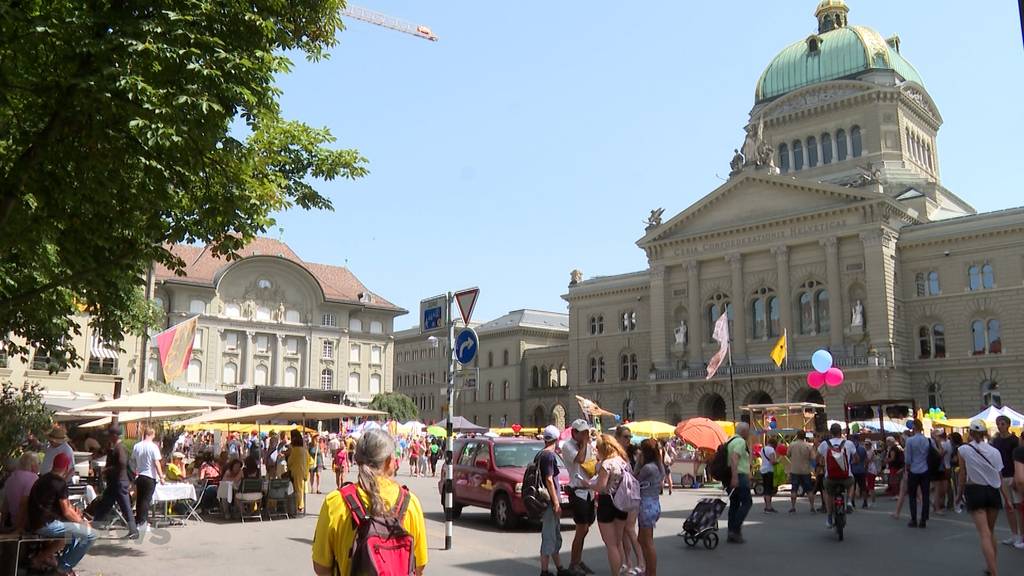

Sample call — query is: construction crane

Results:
[341,5,438,42]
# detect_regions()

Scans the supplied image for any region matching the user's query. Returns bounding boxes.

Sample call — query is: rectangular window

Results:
[256,334,269,353]
[286,337,298,355]
[369,320,384,334]
[321,313,336,327]
[350,344,361,363]
[193,330,203,350]
[226,332,238,350]
[370,346,382,365]
[370,374,381,394]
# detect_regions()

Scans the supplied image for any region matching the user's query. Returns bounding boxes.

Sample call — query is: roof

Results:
[474,309,569,334]
[155,237,403,311]
[756,22,924,103]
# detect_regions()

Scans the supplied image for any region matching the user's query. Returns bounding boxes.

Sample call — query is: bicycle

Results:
[829,482,848,541]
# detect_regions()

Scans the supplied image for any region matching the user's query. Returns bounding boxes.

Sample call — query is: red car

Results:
[439,437,570,529]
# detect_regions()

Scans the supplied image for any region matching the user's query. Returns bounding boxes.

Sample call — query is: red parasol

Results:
[674,417,728,451]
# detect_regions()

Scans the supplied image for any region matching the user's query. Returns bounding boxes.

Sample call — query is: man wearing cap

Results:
[538,425,571,576]
[40,427,74,478]
[90,425,139,538]
[956,419,1006,574]
[560,419,597,576]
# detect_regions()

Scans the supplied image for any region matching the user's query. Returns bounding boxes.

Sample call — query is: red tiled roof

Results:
[155,237,402,311]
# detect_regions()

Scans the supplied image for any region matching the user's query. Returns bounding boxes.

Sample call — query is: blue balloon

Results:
[811,349,833,373]
[769,420,777,430]
[614,414,622,422]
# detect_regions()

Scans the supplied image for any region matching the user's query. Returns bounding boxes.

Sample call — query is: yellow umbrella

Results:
[182,422,314,433]
[623,421,676,439]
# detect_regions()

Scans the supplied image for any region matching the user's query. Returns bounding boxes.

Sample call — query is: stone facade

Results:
[393,310,568,426]
[150,238,406,403]
[554,3,1024,425]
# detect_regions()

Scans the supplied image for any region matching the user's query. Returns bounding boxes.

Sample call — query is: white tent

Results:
[79,410,205,429]
[70,391,229,414]
[971,406,1024,427]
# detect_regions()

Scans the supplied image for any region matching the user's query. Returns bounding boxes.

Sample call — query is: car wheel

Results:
[753,482,765,496]
[492,493,518,530]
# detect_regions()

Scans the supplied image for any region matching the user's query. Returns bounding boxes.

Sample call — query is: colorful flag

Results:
[770,329,788,368]
[155,316,198,383]
[705,313,730,380]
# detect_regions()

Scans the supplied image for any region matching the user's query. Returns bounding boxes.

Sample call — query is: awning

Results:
[90,334,119,360]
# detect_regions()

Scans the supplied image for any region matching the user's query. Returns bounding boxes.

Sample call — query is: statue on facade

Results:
[741,122,761,165]
[851,300,864,327]
[242,299,256,320]
[570,269,583,286]
[674,320,688,346]
[644,208,664,230]
[757,139,778,174]
[276,302,286,322]
[729,149,744,175]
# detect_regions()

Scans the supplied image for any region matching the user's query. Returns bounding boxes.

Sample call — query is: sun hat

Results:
[570,419,591,432]
[968,419,987,433]
[47,428,67,441]
[542,425,560,442]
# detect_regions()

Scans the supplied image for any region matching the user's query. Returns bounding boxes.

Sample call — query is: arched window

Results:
[503,380,510,400]
[749,287,776,340]
[927,382,942,410]
[850,125,862,157]
[706,293,732,342]
[778,143,789,173]
[915,273,926,297]
[503,350,509,366]
[487,381,494,401]
[589,315,604,335]
[987,319,1001,354]
[971,320,987,355]
[981,264,994,289]
[187,359,202,384]
[751,298,765,339]
[620,354,631,381]
[820,133,833,165]
[799,292,814,335]
[370,374,381,394]
[223,362,237,385]
[981,380,1002,408]
[254,364,268,386]
[932,324,946,358]
[792,139,804,171]
[349,317,362,332]
[815,289,830,333]
[589,356,605,383]
[968,266,981,291]
[320,368,334,390]
[918,326,931,359]
[284,366,298,387]
[488,350,494,367]
[768,296,780,337]
[620,353,638,381]
[836,129,848,161]
[806,136,818,168]
[531,366,539,388]
[927,271,940,296]
[348,372,360,393]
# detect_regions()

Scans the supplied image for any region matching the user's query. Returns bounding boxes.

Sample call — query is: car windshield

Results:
[492,443,564,468]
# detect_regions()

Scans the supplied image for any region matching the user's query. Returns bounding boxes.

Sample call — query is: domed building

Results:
[548,1,1024,427]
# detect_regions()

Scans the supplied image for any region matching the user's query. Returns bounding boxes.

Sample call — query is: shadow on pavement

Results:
[88,543,147,557]
[287,537,313,545]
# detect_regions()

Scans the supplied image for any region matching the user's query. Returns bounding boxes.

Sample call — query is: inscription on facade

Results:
[671,219,848,257]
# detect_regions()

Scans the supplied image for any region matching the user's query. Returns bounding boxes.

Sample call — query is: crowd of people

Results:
[722,416,1024,576]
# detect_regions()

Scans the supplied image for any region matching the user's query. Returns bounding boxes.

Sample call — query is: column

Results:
[821,237,845,352]
[245,331,255,387]
[275,335,285,387]
[210,327,223,388]
[648,264,669,370]
[772,245,793,351]
[686,260,703,366]
[860,230,896,353]
[727,253,747,359]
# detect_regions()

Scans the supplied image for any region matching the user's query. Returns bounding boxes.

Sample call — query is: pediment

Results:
[639,173,880,247]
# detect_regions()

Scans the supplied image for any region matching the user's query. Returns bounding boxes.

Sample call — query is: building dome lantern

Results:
[815,0,849,33]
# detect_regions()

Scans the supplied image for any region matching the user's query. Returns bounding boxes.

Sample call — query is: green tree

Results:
[367,392,418,422]
[0,1,366,368]
[0,382,54,475]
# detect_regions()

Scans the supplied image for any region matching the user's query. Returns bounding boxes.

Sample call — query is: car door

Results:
[453,441,478,505]
[464,441,491,505]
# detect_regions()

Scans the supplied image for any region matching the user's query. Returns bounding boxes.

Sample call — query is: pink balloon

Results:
[825,367,844,387]
[807,371,826,389]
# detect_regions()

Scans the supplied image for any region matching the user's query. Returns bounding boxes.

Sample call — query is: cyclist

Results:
[817,423,856,529]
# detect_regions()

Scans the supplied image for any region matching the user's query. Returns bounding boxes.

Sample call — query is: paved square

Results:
[74,471,1021,576]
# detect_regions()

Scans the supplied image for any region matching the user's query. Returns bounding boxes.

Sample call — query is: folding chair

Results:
[265,479,292,520]
[235,479,264,523]
[182,479,207,524]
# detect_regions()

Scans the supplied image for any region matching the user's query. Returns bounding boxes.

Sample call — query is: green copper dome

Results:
[756,8,924,103]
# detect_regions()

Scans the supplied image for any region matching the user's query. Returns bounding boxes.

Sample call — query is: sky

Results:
[268,1,1024,329]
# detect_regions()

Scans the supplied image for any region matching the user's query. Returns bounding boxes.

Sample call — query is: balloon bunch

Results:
[926,407,946,421]
[806,349,844,389]
[768,415,778,430]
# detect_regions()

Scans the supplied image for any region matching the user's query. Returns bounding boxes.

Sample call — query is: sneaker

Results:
[726,532,745,543]
[540,571,555,576]
[125,531,140,540]
[578,562,596,575]
[1013,540,1024,550]
[1001,537,1017,546]
[907,520,918,528]
[919,521,927,529]
[825,516,833,529]
[556,568,575,576]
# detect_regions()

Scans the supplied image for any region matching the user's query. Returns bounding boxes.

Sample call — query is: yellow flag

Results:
[770,329,787,367]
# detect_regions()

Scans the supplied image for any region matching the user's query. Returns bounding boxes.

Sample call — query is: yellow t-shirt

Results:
[166,462,185,481]
[312,478,428,574]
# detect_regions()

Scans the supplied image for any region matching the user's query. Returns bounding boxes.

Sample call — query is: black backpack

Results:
[927,439,942,474]
[708,437,742,484]
[522,451,552,515]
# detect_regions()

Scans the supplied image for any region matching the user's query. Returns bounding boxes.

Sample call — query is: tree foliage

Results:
[0,1,366,368]
[367,392,418,423]
[0,382,54,475]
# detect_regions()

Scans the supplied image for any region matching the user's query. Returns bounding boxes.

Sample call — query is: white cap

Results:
[968,419,988,433]
[571,419,591,432]
[542,425,561,442]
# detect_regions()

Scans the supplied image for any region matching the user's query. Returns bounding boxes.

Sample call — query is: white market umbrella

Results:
[245,398,386,422]
[70,391,229,414]
[79,410,205,429]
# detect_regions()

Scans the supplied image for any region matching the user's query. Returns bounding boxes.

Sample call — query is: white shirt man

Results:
[40,429,75,477]
[131,430,165,529]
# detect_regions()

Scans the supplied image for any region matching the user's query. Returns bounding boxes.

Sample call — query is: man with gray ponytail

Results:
[312,429,428,576]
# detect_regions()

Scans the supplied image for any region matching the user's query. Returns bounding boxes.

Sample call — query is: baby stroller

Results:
[679,497,726,549]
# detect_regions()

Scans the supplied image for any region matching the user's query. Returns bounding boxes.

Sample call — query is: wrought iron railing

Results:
[652,353,890,381]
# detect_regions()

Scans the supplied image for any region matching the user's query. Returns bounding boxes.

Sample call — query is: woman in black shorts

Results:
[590,434,630,575]
[956,420,1004,576]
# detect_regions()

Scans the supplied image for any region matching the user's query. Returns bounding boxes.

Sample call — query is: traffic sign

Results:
[454,327,479,365]
[420,294,447,333]
[454,287,479,325]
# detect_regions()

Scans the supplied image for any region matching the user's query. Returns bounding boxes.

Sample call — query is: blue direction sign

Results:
[454,327,479,365]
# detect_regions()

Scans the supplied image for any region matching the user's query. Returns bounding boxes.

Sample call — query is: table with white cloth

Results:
[150,483,199,526]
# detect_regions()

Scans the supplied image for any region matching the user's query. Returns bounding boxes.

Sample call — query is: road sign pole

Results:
[444,291,455,551]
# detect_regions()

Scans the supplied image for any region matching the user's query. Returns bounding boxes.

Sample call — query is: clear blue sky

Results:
[268,1,1024,329]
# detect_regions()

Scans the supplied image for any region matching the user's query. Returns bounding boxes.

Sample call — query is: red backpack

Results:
[824,440,851,480]
[339,483,416,576]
